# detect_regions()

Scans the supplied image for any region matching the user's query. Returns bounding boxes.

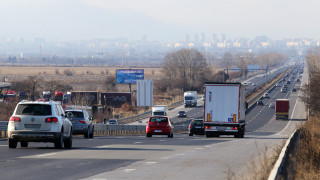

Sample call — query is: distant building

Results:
[200,33,205,42]
[184,34,190,43]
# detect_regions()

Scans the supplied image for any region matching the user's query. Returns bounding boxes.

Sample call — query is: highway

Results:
[0,62,307,180]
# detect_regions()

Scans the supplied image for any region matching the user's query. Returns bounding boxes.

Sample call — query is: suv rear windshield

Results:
[149,117,168,123]
[16,104,52,116]
[67,111,84,118]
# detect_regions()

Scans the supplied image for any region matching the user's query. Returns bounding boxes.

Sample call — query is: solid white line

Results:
[0,145,7,147]
[96,145,110,148]
[124,169,136,173]
[36,153,57,157]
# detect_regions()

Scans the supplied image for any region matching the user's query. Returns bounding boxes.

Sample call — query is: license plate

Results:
[24,124,41,129]
[217,127,226,131]
[154,130,162,132]
[195,126,202,128]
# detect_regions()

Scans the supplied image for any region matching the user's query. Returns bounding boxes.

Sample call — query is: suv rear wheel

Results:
[64,132,72,149]
[8,139,17,148]
[54,132,64,149]
[89,127,94,139]
[84,130,89,138]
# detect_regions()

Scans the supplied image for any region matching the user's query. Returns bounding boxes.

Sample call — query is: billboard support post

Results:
[129,83,131,93]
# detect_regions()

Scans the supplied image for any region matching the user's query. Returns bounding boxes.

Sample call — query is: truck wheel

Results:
[8,139,17,148]
[189,133,193,136]
[89,127,94,138]
[84,130,89,138]
[146,133,152,137]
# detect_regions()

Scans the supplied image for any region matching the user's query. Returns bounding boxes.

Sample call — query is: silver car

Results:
[7,100,72,149]
[65,109,94,138]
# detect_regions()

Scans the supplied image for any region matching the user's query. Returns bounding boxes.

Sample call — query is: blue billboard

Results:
[116,69,144,83]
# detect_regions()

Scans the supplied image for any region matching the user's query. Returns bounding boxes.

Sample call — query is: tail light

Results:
[79,120,86,124]
[232,127,238,130]
[205,126,210,129]
[188,124,192,129]
[10,116,21,122]
[45,117,58,123]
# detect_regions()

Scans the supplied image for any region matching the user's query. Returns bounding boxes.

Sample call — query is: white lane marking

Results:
[160,140,166,142]
[0,145,7,147]
[145,162,157,165]
[36,153,57,157]
[124,169,136,172]
[196,148,204,150]
[96,145,110,148]
[134,142,143,144]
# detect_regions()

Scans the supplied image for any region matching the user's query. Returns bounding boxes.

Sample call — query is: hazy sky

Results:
[0,0,319,41]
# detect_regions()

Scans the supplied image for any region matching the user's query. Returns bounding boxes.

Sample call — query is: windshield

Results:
[192,120,203,125]
[149,117,168,123]
[153,112,165,116]
[16,104,52,116]
[185,97,194,100]
[67,111,84,118]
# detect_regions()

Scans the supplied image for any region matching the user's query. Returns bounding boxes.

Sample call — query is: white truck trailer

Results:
[151,105,168,116]
[184,91,197,107]
[204,83,246,138]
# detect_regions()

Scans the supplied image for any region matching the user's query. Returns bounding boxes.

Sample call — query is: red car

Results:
[146,116,174,138]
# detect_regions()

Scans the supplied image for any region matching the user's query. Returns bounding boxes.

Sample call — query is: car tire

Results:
[64,132,72,149]
[54,132,64,149]
[20,142,28,147]
[8,139,17,148]
[146,133,152,137]
[89,127,94,139]
[84,130,89,138]
[189,133,193,136]
[168,133,173,138]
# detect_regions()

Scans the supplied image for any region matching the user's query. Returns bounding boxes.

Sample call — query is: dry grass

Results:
[0,66,162,77]
[294,116,320,179]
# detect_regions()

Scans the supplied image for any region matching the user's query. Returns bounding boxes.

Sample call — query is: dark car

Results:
[65,109,94,138]
[257,99,264,105]
[292,88,297,92]
[188,119,204,136]
[178,111,187,118]
[146,116,173,138]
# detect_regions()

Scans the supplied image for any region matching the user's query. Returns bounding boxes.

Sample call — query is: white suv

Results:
[7,100,72,149]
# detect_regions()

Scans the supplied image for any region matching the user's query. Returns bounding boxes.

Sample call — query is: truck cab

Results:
[184,91,197,108]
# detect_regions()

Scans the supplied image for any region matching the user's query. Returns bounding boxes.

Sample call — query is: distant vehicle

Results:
[251,83,256,86]
[178,111,187,118]
[283,84,288,88]
[276,83,281,87]
[263,93,270,98]
[152,105,168,116]
[201,95,205,101]
[184,91,197,107]
[269,102,275,108]
[281,88,287,93]
[146,116,173,138]
[43,91,51,101]
[287,81,291,84]
[65,109,94,138]
[275,99,290,120]
[7,100,72,149]
[243,82,248,86]
[5,90,17,102]
[188,119,205,136]
[257,99,264,105]
[292,88,297,92]
[54,91,64,102]
[18,91,27,100]
[204,83,246,138]
[107,119,118,125]
[296,79,300,82]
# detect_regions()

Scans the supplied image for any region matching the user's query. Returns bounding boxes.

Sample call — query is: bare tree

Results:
[162,48,211,91]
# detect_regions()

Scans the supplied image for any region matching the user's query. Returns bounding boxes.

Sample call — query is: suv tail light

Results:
[45,117,58,123]
[79,120,86,124]
[10,116,21,122]
[188,124,192,129]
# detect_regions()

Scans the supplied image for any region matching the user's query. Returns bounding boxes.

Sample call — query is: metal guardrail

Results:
[0,122,188,138]
[268,129,300,180]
